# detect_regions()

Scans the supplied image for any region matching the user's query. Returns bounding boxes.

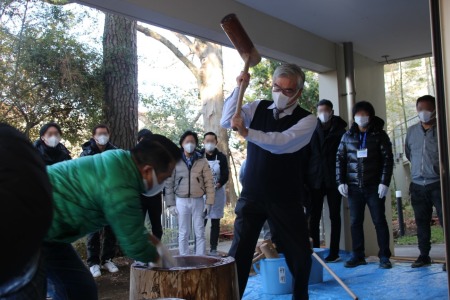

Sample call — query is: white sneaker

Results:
[103,259,119,273]
[90,264,101,278]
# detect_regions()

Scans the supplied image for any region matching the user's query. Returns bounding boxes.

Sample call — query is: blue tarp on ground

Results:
[244,250,448,300]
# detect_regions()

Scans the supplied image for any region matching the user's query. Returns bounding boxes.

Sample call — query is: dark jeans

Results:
[348,185,391,259]
[43,242,97,300]
[310,187,342,255]
[141,194,163,239]
[410,181,443,256]
[228,197,312,300]
[204,218,220,251]
[0,252,46,300]
[86,226,117,267]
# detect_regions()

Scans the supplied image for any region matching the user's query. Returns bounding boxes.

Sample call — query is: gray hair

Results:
[272,63,305,90]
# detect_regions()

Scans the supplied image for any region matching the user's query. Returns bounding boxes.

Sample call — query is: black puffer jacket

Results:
[308,116,347,189]
[34,139,71,166]
[80,138,117,157]
[336,116,393,188]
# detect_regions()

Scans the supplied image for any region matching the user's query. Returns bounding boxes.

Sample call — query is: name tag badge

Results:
[357,148,368,158]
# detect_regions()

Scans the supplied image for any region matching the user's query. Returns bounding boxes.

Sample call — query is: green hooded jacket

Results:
[45,149,157,262]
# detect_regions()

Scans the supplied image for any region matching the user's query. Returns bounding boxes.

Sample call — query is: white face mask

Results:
[355,116,370,128]
[318,112,331,123]
[95,135,109,146]
[44,136,60,148]
[204,143,216,153]
[183,142,196,154]
[418,110,435,123]
[272,91,293,110]
[143,168,165,197]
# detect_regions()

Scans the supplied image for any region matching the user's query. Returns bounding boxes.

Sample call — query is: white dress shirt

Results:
[220,87,317,154]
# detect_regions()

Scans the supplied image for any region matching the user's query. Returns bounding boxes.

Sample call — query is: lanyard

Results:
[359,132,367,150]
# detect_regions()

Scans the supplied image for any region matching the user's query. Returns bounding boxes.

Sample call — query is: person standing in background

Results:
[405,95,444,270]
[80,124,119,278]
[201,132,229,256]
[164,130,215,256]
[336,101,394,269]
[308,99,347,262]
[34,122,71,165]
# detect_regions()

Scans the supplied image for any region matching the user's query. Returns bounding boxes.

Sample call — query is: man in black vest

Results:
[221,64,317,299]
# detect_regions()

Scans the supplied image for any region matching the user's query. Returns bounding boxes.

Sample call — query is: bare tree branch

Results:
[173,32,197,55]
[136,24,200,82]
[191,110,203,126]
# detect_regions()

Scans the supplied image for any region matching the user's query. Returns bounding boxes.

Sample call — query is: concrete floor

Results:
[218,240,447,260]
[394,243,446,260]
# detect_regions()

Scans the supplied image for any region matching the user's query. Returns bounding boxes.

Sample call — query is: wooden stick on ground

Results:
[312,252,358,300]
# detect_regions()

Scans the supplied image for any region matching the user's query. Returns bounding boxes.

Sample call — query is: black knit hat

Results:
[0,123,53,282]
[352,101,375,118]
[39,122,62,137]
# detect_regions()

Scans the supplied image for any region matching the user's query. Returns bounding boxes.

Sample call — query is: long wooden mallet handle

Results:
[312,252,358,300]
[252,252,265,264]
[234,58,250,118]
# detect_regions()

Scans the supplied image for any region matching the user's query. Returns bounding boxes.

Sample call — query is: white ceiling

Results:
[237,0,432,63]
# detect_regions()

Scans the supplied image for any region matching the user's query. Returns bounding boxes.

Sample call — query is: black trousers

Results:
[86,226,117,267]
[44,242,97,300]
[204,218,220,251]
[140,194,163,239]
[309,187,342,255]
[348,185,391,259]
[410,181,443,256]
[228,197,312,300]
[0,252,46,300]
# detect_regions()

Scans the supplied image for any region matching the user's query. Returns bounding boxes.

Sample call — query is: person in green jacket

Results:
[43,134,181,300]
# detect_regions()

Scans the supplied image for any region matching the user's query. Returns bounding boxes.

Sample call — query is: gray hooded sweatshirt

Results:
[405,122,440,185]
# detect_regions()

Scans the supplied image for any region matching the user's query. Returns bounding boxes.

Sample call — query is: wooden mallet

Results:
[221,13,261,129]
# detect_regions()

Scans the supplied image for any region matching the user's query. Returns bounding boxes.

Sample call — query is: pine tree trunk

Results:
[103,14,138,149]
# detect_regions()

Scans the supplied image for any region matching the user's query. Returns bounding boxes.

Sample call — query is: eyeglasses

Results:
[272,84,298,97]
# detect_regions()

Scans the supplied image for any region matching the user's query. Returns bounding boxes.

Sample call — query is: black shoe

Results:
[344,257,367,268]
[324,254,341,263]
[379,257,392,269]
[411,255,432,268]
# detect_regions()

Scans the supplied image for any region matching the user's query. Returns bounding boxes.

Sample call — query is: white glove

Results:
[204,204,212,216]
[378,184,389,199]
[168,206,178,216]
[338,184,348,198]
